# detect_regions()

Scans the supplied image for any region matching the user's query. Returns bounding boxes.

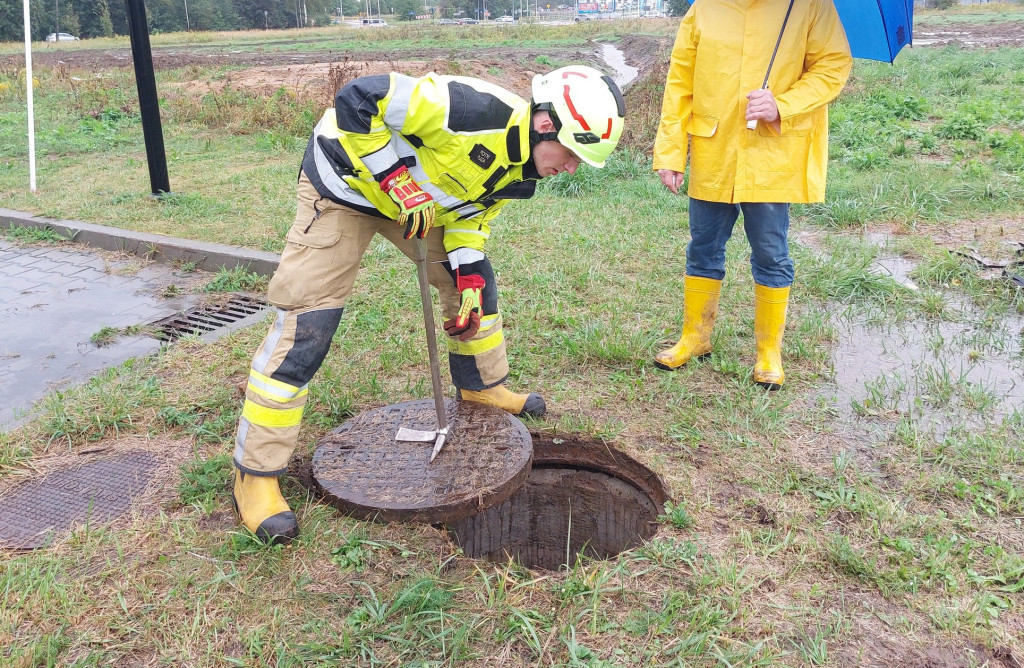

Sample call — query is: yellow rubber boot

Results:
[232,469,298,544]
[753,284,791,390]
[654,275,723,370]
[458,384,546,418]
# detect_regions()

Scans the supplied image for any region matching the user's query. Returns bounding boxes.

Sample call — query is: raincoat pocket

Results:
[687,114,719,138]
[759,113,813,138]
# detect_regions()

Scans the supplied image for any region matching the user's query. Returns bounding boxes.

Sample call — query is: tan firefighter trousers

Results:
[233,173,510,476]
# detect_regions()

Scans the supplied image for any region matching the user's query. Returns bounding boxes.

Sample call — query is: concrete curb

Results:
[0,208,280,277]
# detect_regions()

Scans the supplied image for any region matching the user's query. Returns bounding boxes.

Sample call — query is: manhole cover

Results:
[0,451,161,550]
[313,399,533,523]
[446,435,668,570]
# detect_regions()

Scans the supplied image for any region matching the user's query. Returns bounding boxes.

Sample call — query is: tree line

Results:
[0,0,339,42]
[0,0,690,43]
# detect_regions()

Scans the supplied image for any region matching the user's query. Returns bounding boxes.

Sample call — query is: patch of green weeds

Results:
[661,500,694,530]
[3,225,68,244]
[204,266,268,293]
[178,453,232,513]
[330,532,381,572]
[40,359,163,447]
[158,387,240,444]
[90,326,120,347]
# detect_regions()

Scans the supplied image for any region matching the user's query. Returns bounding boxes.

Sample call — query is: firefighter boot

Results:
[654,275,723,370]
[753,284,790,390]
[458,384,546,418]
[232,469,299,544]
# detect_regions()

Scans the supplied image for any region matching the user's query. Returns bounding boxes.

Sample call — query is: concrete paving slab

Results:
[0,239,210,429]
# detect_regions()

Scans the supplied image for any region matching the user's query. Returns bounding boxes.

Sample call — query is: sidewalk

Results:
[0,239,206,428]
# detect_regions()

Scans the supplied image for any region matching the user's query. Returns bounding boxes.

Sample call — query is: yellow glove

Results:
[380,166,435,240]
[446,270,484,339]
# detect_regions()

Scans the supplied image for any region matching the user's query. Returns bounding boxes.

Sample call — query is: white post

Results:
[22,0,36,192]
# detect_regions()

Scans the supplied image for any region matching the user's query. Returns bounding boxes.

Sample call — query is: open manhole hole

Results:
[445,434,668,571]
[150,294,269,342]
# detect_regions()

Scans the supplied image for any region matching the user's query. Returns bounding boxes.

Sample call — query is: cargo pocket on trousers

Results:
[269,208,344,310]
[285,203,342,249]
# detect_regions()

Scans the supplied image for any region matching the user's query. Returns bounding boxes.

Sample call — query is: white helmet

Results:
[531,65,625,168]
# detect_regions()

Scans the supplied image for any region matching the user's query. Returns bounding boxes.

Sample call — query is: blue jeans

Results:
[685,198,793,288]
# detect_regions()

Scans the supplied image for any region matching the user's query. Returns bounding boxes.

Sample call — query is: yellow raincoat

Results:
[653,0,853,203]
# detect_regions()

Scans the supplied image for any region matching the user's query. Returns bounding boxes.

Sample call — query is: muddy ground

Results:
[10,32,663,100]
[8,18,1024,74]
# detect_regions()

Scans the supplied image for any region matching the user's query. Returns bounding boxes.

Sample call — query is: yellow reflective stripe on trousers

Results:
[241,399,304,429]
[247,369,308,403]
[445,328,504,356]
[247,382,309,404]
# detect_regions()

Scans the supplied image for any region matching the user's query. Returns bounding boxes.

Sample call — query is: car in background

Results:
[495,15,514,22]
[45,32,79,42]
[437,18,458,25]
[458,18,479,24]
[360,18,388,26]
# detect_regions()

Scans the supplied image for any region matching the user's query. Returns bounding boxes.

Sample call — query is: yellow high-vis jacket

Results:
[302,73,538,254]
[653,0,852,204]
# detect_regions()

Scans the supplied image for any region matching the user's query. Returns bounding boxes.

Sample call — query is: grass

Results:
[1,18,1023,668]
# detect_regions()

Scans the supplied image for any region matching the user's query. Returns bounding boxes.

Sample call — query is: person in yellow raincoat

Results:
[652,0,852,389]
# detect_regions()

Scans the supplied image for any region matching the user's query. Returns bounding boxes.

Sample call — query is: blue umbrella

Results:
[743,0,913,128]
[834,0,914,63]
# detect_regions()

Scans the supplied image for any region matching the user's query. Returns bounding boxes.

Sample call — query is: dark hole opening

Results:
[445,434,668,571]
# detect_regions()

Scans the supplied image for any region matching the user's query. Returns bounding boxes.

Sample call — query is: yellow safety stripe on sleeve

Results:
[241,399,305,429]
[445,328,504,356]
[248,369,308,402]
[478,314,500,332]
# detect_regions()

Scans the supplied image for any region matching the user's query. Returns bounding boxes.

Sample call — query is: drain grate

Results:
[0,451,161,550]
[151,295,269,342]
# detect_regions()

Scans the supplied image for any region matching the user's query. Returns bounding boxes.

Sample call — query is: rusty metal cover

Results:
[312,399,533,523]
[0,451,160,550]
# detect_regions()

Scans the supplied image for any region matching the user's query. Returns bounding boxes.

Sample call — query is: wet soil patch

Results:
[446,433,668,571]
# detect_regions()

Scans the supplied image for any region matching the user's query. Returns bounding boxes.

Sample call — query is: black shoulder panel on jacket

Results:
[506,126,522,163]
[447,81,514,133]
[316,135,356,175]
[489,181,537,201]
[335,74,392,134]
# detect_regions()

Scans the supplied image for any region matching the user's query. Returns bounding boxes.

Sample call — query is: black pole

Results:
[124,0,170,195]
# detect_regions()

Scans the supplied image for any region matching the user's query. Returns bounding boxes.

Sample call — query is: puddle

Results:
[598,43,639,88]
[807,232,1024,449]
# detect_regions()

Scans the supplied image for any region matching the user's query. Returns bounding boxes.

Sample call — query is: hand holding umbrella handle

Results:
[746,86,768,130]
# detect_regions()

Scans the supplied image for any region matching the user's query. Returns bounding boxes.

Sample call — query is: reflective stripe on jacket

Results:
[302,73,538,253]
[653,0,852,204]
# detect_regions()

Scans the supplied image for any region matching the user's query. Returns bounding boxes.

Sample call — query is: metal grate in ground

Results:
[0,451,161,550]
[150,295,270,342]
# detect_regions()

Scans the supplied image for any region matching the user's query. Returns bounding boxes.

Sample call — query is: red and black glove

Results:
[443,270,485,341]
[380,166,435,240]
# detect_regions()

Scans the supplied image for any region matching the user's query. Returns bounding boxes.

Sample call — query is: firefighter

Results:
[233,66,625,543]
[653,0,852,389]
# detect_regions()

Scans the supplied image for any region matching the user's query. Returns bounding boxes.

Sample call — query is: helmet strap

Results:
[529,104,562,147]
